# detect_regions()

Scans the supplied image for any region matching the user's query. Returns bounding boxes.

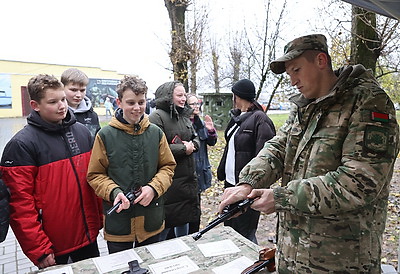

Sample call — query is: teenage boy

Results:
[87,75,176,254]
[61,68,101,141]
[0,74,103,269]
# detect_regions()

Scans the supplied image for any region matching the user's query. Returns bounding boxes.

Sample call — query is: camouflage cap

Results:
[270,34,328,74]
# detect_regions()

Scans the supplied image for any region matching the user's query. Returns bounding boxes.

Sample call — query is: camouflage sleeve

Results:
[274,90,399,216]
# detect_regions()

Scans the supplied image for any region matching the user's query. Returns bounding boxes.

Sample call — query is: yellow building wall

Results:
[0,60,124,118]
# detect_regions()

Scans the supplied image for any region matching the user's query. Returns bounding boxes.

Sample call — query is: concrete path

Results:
[0,228,108,274]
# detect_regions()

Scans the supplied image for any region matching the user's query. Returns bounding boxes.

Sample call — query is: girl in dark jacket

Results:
[217,79,276,244]
[149,81,200,239]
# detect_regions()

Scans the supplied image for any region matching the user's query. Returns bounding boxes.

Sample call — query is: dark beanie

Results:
[231,79,256,101]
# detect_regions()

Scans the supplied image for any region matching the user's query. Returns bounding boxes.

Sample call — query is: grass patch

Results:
[268,113,289,130]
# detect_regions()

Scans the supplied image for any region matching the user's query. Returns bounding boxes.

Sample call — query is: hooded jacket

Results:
[87,109,176,243]
[239,65,400,273]
[70,96,101,142]
[217,101,276,183]
[0,110,102,266]
[149,81,201,227]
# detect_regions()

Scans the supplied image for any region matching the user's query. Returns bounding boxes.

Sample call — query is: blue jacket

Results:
[191,115,217,192]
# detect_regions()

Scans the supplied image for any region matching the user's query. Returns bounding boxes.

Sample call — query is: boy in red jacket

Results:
[0,74,102,269]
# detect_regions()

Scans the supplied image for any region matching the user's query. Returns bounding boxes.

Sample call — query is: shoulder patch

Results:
[364,125,388,153]
[371,112,389,123]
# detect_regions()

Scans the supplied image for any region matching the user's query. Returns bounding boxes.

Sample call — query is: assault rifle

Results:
[106,187,142,216]
[192,198,254,241]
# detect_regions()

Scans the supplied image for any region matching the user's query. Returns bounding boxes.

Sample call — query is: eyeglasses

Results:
[188,103,200,106]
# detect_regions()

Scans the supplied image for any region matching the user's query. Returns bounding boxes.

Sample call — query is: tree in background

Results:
[350,5,399,79]
[164,0,190,91]
[186,1,209,95]
[211,40,221,93]
[350,7,380,74]
[251,0,287,101]
[225,0,287,106]
[318,1,399,75]
[230,33,243,84]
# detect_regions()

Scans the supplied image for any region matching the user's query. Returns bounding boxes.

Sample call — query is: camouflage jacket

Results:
[239,65,399,273]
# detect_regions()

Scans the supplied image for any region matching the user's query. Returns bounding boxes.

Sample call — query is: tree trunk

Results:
[164,0,190,91]
[231,44,242,83]
[350,6,380,75]
[189,60,197,94]
[211,47,220,93]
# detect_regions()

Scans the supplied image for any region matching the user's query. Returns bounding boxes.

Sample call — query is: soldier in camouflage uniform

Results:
[218,34,399,273]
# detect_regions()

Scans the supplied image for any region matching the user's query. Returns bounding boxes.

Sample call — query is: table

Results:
[32,226,271,273]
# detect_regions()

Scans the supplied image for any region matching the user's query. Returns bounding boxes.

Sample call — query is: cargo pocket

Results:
[144,199,164,232]
[307,218,361,272]
[105,208,132,235]
[308,234,359,272]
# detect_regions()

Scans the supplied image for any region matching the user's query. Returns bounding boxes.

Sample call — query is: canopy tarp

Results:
[342,0,400,20]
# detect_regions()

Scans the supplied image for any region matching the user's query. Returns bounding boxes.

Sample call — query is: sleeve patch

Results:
[364,125,388,152]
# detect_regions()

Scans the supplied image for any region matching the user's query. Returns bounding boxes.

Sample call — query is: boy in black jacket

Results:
[61,68,101,142]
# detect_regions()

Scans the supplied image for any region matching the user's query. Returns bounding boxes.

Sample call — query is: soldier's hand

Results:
[134,185,155,207]
[218,184,252,214]
[248,189,276,214]
[114,192,131,213]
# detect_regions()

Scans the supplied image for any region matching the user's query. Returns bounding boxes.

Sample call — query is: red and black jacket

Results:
[0,110,102,266]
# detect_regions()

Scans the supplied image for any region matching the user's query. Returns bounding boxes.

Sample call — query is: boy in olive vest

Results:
[87,75,176,254]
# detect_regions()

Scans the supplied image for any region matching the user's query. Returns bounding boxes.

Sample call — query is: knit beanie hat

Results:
[231,79,256,102]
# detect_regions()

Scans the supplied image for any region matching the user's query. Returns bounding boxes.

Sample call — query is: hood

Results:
[70,96,92,114]
[154,81,193,119]
[333,64,377,93]
[27,109,77,132]
[108,108,150,135]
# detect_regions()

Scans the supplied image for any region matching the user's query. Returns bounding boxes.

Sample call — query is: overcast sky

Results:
[0,0,335,92]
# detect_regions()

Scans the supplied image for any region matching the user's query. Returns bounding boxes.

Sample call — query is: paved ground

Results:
[0,228,109,274]
[0,116,110,274]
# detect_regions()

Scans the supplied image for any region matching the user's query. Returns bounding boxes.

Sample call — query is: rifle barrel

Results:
[106,200,123,216]
[106,190,139,216]
[192,198,254,241]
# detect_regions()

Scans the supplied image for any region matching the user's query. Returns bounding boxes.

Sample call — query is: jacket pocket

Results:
[144,198,164,232]
[104,204,131,235]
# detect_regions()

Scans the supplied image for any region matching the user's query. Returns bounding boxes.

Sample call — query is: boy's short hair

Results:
[61,68,89,86]
[28,74,63,102]
[117,75,148,100]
